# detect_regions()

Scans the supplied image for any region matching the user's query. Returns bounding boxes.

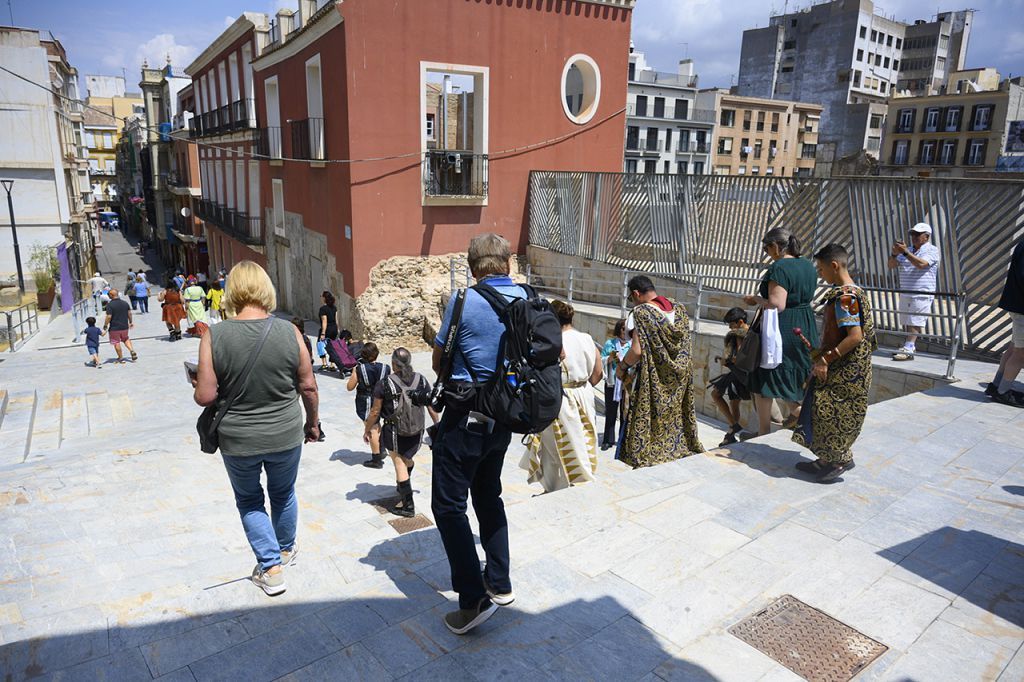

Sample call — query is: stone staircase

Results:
[0,387,136,466]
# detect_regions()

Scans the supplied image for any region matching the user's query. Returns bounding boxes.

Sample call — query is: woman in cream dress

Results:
[522,300,603,492]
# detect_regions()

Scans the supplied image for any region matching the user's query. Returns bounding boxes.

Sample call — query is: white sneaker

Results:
[281,544,298,567]
[251,565,286,595]
[483,574,515,606]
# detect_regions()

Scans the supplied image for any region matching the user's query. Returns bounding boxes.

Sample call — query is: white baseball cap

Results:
[910,222,932,235]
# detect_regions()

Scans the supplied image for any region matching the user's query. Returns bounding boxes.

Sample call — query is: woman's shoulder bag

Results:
[196,317,275,454]
[733,308,763,375]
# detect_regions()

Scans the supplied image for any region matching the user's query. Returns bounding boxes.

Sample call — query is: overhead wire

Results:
[0,63,625,165]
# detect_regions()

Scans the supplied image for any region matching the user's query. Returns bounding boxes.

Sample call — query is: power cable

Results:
[0,63,625,165]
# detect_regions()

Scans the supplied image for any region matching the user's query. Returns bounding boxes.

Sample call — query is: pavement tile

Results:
[664,633,780,681]
[997,643,1024,681]
[633,577,743,649]
[448,610,584,680]
[359,604,467,677]
[629,493,720,537]
[140,618,250,678]
[555,521,663,579]
[831,575,951,651]
[187,612,341,682]
[545,615,678,680]
[739,522,838,570]
[884,618,1015,681]
[315,600,388,647]
[395,652,471,680]
[357,572,446,626]
[277,642,391,681]
[41,647,153,681]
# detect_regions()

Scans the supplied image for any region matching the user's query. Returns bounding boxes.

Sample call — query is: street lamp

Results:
[1,179,25,293]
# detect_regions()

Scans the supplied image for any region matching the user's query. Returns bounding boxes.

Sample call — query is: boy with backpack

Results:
[708,307,751,445]
[362,347,437,518]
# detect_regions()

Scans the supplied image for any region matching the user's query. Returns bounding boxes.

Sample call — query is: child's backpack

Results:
[383,373,430,437]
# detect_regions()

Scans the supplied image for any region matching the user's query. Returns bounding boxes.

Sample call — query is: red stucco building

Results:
[247,0,635,319]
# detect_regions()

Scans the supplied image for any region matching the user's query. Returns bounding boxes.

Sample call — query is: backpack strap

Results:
[437,289,468,385]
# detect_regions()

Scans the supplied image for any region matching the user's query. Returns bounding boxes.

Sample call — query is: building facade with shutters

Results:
[697,90,822,178]
[880,75,1024,178]
[250,0,633,320]
[624,48,714,176]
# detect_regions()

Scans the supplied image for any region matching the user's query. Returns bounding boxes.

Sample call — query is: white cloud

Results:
[133,34,198,71]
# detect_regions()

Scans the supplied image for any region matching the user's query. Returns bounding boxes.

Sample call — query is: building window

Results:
[887,35,893,47]
[923,107,940,132]
[720,109,735,126]
[644,160,656,174]
[625,159,638,173]
[859,26,866,38]
[781,65,794,73]
[645,128,659,151]
[663,160,671,173]
[783,40,796,50]
[893,59,899,71]
[751,166,760,175]
[628,62,635,81]
[966,139,987,165]
[853,70,861,87]
[971,105,993,131]
[883,57,890,68]
[771,112,779,132]
[737,165,746,174]
[653,97,665,118]
[895,37,902,49]
[897,108,915,133]
[919,140,936,165]
[871,29,877,42]
[766,167,774,175]
[879,82,887,93]
[940,140,956,165]
[893,140,909,165]
[945,106,962,132]
[717,137,733,154]
[421,62,488,201]
[664,128,672,151]
[626,126,640,150]
[635,95,648,117]
[272,178,285,236]
[856,49,864,61]
[874,54,882,67]
[800,143,816,159]
[425,113,435,141]
[677,162,688,175]
[561,54,601,125]
[674,98,689,120]
[756,111,765,131]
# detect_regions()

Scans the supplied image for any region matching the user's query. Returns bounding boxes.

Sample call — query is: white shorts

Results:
[899,294,933,328]
[1011,312,1024,348]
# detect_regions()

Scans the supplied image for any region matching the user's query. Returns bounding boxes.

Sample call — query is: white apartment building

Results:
[624,47,714,175]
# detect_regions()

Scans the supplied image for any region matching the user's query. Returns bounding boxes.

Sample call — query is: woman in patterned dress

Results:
[792,243,877,483]
[616,276,705,468]
[522,300,603,492]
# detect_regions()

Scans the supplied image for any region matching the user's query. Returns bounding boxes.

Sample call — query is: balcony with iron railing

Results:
[255,126,283,160]
[628,70,698,88]
[423,151,488,198]
[196,198,263,245]
[676,141,711,154]
[290,118,325,161]
[626,103,715,124]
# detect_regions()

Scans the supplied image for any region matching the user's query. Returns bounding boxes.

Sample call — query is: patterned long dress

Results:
[792,285,877,464]
[620,300,705,468]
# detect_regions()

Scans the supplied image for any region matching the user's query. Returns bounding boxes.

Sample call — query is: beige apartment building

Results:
[880,74,1024,177]
[698,89,823,177]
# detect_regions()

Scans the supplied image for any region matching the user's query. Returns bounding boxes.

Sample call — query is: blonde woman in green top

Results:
[183,276,207,332]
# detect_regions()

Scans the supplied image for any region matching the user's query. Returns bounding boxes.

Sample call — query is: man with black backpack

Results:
[430,233,562,635]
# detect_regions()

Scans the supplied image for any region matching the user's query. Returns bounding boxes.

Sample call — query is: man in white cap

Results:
[887,222,941,360]
[83,272,108,314]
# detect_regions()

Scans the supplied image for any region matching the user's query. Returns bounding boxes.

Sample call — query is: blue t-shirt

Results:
[133,281,149,297]
[435,275,526,382]
[83,326,102,347]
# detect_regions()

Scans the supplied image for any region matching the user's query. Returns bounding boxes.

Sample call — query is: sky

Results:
[7,0,1023,93]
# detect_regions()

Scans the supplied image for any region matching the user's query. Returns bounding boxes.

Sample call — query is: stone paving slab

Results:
[0,242,1022,680]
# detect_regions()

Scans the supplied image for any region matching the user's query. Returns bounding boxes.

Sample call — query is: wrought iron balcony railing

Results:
[255,126,283,159]
[423,151,488,198]
[290,118,325,161]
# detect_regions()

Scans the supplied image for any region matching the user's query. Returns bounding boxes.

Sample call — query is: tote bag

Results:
[759,308,784,370]
[733,309,762,375]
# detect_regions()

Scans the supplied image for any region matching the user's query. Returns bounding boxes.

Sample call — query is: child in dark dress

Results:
[708,307,751,445]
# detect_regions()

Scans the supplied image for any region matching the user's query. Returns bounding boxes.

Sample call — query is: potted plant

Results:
[29,244,59,310]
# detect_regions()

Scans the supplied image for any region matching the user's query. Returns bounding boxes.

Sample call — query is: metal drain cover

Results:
[388,514,434,534]
[728,595,887,681]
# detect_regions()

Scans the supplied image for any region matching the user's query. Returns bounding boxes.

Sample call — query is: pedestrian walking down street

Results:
[82,316,105,368]
[708,307,752,446]
[132,277,151,314]
[82,272,108,314]
[362,347,438,518]
[600,320,630,450]
[159,279,186,341]
[183,276,208,334]
[191,261,320,596]
[126,273,138,311]
[206,281,224,323]
[102,289,137,363]
[431,233,522,634]
[347,342,389,468]
[987,240,1024,407]
[617,275,705,467]
[522,300,602,492]
[887,223,940,361]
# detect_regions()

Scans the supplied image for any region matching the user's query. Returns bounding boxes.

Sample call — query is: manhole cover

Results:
[369,497,399,515]
[388,514,433,534]
[728,595,887,682]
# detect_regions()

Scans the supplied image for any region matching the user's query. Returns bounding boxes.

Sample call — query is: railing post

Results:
[620,270,629,319]
[567,266,574,303]
[946,293,967,381]
[693,276,703,333]
[5,312,11,353]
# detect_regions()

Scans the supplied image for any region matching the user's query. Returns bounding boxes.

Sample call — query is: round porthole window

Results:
[561,54,601,125]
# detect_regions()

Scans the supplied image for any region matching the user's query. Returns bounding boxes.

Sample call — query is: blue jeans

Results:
[221,445,301,570]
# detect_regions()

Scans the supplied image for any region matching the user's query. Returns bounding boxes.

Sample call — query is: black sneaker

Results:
[443,597,498,635]
[795,459,823,474]
[816,461,855,483]
[992,390,1024,408]
[719,432,738,446]
[362,457,384,469]
[985,382,999,397]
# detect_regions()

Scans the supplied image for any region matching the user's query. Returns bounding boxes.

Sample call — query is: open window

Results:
[420,62,488,205]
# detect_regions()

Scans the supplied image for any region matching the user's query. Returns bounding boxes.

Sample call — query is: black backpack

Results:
[472,282,563,434]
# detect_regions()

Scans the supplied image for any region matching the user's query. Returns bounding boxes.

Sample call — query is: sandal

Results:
[781,415,800,430]
[795,459,824,474]
[816,461,855,483]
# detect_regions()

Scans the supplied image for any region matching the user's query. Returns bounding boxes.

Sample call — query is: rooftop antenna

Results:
[7,0,13,24]
[682,42,689,59]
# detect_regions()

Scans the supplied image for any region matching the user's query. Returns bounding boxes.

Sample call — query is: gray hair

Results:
[468,233,511,278]
[762,227,801,257]
[392,347,414,383]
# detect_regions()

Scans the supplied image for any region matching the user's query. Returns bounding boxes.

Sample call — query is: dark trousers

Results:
[603,385,619,446]
[431,408,513,609]
[135,296,149,314]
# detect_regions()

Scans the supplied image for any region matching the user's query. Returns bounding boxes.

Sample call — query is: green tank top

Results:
[209,317,304,456]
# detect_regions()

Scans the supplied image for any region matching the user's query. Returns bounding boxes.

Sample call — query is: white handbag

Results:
[759,308,784,370]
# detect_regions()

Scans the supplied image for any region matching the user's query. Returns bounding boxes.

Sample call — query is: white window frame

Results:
[924,108,939,132]
[272,178,285,236]
[425,113,435,141]
[560,53,601,125]
[940,140,956,165]
[973,105,992,131]
[898,109,913,131]
[264,76,282,159]
[304,54,325,161]
[967,139,985,165]
[894,140,909,165]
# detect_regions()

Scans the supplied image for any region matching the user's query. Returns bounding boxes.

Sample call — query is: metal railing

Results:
[197,199,263,245]
[3,303,39,353]
[291,117,325,160]
[231,99,257,130]
[519,261,968,380]
[527,171,1024,359]
[423,151,488,197]
[629,70,698,88]
[255,126,283,159]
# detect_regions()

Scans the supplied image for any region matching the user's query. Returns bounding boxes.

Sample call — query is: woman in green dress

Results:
[743,227,819,436]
